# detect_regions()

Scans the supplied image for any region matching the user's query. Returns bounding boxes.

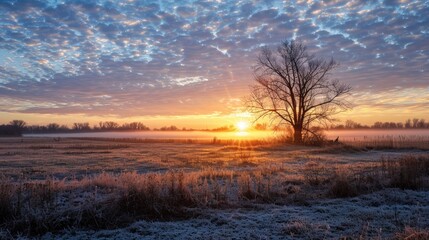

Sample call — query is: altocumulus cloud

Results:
[0,0,428,117]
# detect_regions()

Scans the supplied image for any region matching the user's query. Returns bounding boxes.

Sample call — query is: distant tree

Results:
[0,124,21,136]
[159,125,178,131]
[211,125,235,132]
[59,125,70,131]
[253,123,268,131]
[47,123,60,131]
[417,119,426,128]
[103,121,119,129]
[345,120,363,129]
[412,118,419,128]
[9,120,26,130]
[405,119,412,128]
[246,40,351,143]
[372,122,382,128]
[126,122,150,130]
[73,122,90,131]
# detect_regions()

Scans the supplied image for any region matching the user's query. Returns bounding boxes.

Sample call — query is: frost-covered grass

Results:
[5,189,427,239]
[0,137,428,239]
[341,135,429,150]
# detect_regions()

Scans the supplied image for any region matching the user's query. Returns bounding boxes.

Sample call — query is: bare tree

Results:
[125,122,150,130]
[246,40,351,143]
[9,120,26,130]
[405,119,412,128]
[73,122,90,131]
[412,118,419,128]
[103,121,119,129]
[47,123,60,131]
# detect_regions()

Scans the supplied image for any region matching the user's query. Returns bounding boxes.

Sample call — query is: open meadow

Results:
[1,136,428,239]
[2,0,429,239]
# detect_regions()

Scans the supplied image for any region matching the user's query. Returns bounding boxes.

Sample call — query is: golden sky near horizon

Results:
[2,92,429,129]
[1,1,428,128]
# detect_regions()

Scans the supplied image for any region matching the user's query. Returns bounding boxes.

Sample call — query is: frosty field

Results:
[0,137,428,239]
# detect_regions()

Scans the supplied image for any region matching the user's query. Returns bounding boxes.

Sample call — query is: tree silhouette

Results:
[73,122,90,131]
[246,40,351,143]
[47,123,60,131]
[9,120,26,130]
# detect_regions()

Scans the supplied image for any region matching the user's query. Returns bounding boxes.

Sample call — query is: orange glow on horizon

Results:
[2,103,429,129]
[235,120,249,132]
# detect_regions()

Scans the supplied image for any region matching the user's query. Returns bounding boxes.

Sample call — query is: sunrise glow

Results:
[236,121,249,132]
[1,1,428,238]
[0,0,428,127]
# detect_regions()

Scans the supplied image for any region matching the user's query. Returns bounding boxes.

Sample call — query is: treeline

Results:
[3,118,428,136]
[2,120,223,134]
[0,120,153,135]
[25,121,151,133]
[330,119,429,129]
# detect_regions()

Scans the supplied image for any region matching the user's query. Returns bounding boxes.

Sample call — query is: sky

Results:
[0,0,428,128]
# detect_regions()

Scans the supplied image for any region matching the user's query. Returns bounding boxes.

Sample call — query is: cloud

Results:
[171,76,208,86]
[0,0,428,119]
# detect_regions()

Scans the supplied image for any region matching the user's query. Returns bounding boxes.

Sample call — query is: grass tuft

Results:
[329,170,358,198]
[382,155,429,189]
[394,227,429,240]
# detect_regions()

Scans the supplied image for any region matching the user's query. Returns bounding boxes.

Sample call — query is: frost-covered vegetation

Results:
[0,138,428,239]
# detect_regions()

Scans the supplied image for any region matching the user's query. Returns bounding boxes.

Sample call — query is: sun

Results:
[235,120,249,132]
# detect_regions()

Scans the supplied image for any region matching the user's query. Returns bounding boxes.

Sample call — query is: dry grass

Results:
[303,160,332,185]
[2,153,427,236]
[329,169,359,198]
[381,155,429,189]
[313,143,365,154]
[394,227,429,240]
[335,155,429,197]
[0,177,15,222]
[71,137,280,146]
[282,219,330,238]
[0,137,428,237]
[64,144,130,150]
[0,169,289,236]
[342,135,429,150]
[117,171,197,219]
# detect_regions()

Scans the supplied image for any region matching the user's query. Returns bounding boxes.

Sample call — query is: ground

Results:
[0,137,428,239]
[39,189,429,240]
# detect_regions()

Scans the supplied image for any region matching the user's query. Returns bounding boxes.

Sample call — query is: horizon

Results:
[3,117,429,132]
[1,1,428,127]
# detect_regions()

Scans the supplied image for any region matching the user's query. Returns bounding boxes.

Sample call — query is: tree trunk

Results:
[293,127,302,144]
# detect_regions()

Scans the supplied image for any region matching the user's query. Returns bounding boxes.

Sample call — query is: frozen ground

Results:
[40,189,429,239]
[0,137,421,179]
[1,137,428,239]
